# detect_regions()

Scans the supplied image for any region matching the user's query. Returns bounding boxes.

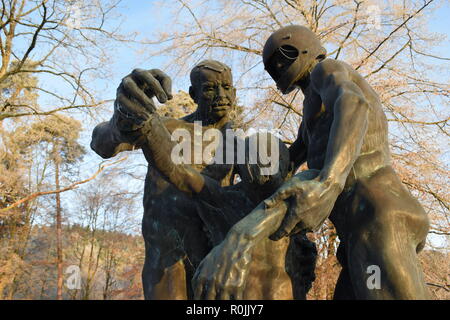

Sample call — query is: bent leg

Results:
[347,229,429,299]
[141,207,192,300]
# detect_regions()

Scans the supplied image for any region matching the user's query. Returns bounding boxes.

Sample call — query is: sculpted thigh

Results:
[337,167,430,299]
[143,185,212,270]
[346,166,429,247]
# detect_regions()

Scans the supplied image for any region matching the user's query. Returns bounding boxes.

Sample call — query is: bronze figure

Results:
[138,111,316,299]
[194,25,430,300]
[91,59,316,299]
[91,61,238,299]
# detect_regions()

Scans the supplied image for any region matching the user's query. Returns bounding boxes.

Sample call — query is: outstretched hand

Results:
[264,170,340,240]
[115,68,173,124]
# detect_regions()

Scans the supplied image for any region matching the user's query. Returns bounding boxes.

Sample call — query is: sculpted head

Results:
[189,60,236,122]
[263,25,327,94]
[237,133,292,200]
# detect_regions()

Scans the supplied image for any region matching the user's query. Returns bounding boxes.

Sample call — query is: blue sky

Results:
[30,0,447,118]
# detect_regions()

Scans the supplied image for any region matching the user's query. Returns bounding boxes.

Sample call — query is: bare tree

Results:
[0,0,141,231]
[68,169,142,300]
[0,0,135,121]
[28,115,85,299]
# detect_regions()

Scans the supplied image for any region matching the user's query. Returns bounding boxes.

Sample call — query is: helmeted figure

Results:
[263,25,430,299]
[263,25,327,95]
[194,25,430,300]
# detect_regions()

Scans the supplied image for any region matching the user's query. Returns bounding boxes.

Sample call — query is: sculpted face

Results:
[265,46,300,93]
[190,67,236,122]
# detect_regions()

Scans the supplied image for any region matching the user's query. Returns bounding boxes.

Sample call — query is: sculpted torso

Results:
[194,25,430,300]
[302,59,390,184]
[143,117,236,196]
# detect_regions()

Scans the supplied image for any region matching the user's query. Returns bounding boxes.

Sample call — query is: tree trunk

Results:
[55,149,63,300]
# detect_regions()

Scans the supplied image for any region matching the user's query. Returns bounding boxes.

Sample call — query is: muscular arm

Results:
[90,104,145,159]
[266,60,370,239]
[193,200,289,299]
[141,114,235,209]
[311,60,370,190]
[193,169,320,300]
[140,115,210,195]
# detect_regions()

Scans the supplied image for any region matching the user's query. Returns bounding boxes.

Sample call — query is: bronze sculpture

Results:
[193,25,430,300]
[137,112,316,299]
[91,61,237,299]
[91,60,316,299]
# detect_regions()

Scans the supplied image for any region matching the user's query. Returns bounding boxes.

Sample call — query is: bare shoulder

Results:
[311,59,353,86]
[311,59,365,95]
[315,59,349,73]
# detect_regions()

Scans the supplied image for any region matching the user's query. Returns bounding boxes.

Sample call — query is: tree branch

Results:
[356,0,434,70]
[0,156,128,215]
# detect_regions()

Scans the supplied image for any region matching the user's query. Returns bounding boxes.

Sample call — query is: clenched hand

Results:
[115,68,172,124]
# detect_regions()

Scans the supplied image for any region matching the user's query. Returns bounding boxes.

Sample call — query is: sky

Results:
[69,0,450,135]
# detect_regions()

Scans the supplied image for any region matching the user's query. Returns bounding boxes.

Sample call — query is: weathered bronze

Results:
[138,112,316,299]
[194,25,430,300]
[191,168,319,300]
[90,60,316,299]
[91,61,237,299]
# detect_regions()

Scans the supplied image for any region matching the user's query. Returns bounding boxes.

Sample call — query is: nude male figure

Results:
[194,25,430,300]
[91,59,316,299]
[91,60,238,299]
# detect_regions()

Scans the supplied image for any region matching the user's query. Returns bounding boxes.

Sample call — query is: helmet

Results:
[263,25,326,94]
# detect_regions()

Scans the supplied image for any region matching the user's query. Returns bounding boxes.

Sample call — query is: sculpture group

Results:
[91,25,430,300]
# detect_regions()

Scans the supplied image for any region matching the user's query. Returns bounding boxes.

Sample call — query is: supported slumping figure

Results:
[194,25,430,300]
[91,59,317,300]
[137,112,315,299]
